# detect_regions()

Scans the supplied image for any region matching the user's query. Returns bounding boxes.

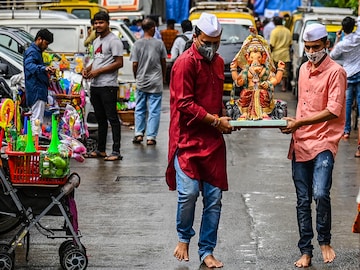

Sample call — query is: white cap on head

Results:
[303,23,327,42]
[197,12,221,37]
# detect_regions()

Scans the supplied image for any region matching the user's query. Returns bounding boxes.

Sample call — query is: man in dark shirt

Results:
[24,28,55,134]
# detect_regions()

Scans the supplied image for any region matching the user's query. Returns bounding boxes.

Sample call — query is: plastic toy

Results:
[59,54,70,71]
[24,119,36,153]
[48,114,61,154]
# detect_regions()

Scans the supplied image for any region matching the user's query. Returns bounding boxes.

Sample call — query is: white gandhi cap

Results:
[197,12,222,37]
[303,23,328,42]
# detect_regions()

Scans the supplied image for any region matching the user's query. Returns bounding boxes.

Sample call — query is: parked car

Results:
[0,26,34,55]
[290,6,354,97]
[189,1,255,102]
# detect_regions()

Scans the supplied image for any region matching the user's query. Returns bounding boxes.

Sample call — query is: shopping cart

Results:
[0,149,88,270]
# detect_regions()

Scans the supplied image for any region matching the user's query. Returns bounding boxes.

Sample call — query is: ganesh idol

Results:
[230,26,285,120]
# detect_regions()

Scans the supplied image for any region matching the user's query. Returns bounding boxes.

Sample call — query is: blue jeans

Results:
[174,155,222,262]
[134,90,162,140]
[344,76,360,134]
[292,150,334,256]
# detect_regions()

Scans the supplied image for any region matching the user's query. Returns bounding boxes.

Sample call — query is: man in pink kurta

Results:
[166,13,233,268]
[281,23,346,268]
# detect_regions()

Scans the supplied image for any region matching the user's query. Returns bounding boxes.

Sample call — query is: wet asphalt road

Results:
[1,86,360,270]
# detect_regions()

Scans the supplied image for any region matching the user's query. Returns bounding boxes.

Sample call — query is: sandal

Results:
[146,139,156,145]
[84,150,107,158]
[132,135,143,144]
[104,152,123,161]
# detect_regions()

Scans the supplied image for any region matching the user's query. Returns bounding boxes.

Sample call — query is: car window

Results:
[0,34,19,53]
[72,9,90,19]
[221,24,250,43]
[293,20,303,36]
[120,23,136,44]
[192,18,253,44]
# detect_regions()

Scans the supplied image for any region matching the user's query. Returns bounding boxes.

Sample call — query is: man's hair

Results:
[273,16,283,26]
[167,19,176,26]
[142,18,155,31]
[93,11,109,22]
[35,28,53,43]
[342,16,355,34]
[181,20,192,32]
[194,25,201,37]
[147,15,159,26]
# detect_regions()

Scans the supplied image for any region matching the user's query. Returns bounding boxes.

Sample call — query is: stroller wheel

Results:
[59,240,74,258]
[61,247,88,270]
[0,244,14,270]
[59,240,86,258]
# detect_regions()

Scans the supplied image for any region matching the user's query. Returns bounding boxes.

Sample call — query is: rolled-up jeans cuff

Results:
[178,239,190,244]
[301,251,313,258]
[200,252,212,263]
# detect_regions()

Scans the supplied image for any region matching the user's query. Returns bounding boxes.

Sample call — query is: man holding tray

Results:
[281,23,346,268]
[166,13,233,268]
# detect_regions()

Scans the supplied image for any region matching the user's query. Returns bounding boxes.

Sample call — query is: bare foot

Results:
[320,244,336,263]
[294,254,311,268]
[173,242,189,262]
[203,254,223,268]
[355,147,360,158]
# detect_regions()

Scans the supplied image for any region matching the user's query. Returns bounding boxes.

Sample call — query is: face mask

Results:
[305,48,326,64]
[198,43,218,62]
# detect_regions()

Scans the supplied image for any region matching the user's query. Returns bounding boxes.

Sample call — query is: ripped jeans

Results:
[292,150,334,257]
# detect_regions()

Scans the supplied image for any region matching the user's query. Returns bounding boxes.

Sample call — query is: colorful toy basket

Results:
[6,150,68,185]
[54,94,81,108]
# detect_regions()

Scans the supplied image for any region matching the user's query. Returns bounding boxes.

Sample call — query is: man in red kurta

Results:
[166,12,233,268]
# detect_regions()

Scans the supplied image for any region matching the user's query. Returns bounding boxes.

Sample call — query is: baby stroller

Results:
[0,150,88,269]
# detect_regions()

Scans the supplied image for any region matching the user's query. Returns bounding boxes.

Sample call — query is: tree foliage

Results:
[317,0,358,14]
